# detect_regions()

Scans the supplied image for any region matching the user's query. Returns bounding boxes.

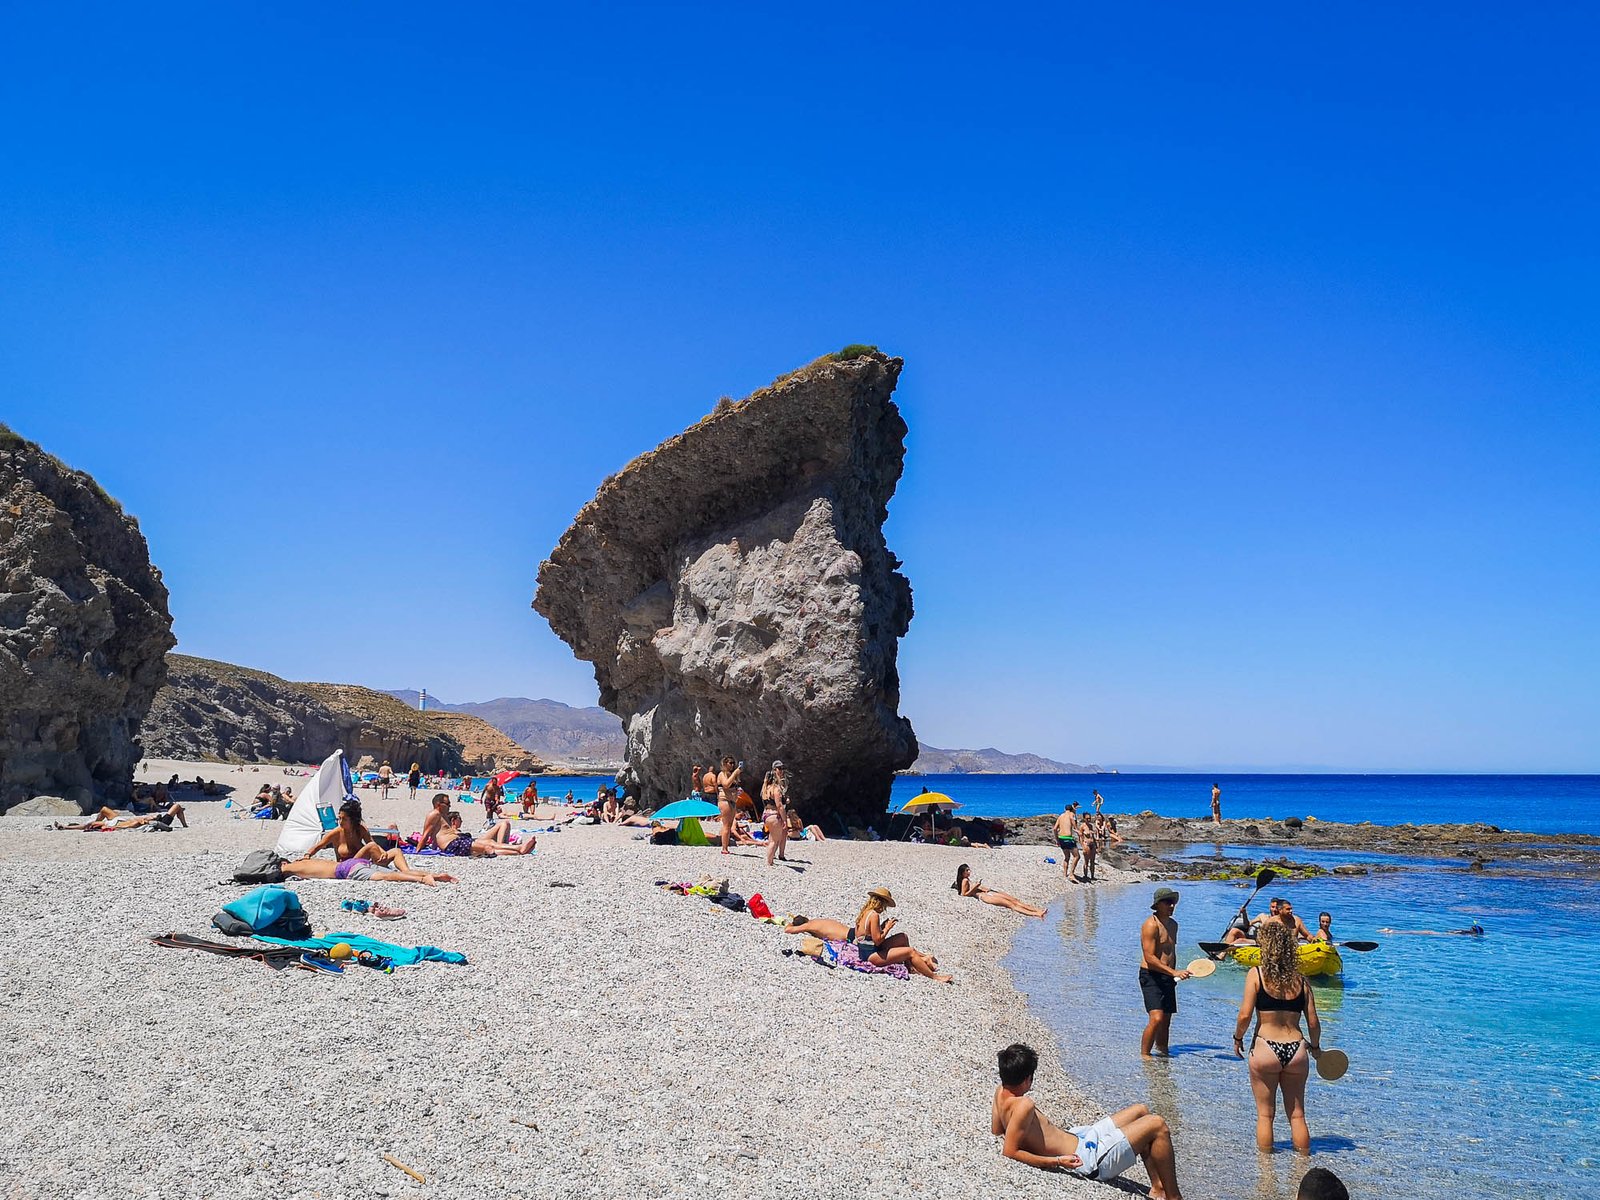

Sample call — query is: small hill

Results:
[142,655,467,772]
[909,744,1103,775]
[420,711,544,773]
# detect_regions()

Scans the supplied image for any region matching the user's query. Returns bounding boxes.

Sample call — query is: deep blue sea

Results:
[889,772,1600,836]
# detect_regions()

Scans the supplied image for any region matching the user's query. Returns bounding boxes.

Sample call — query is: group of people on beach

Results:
[1052,798,1122,883]
[685,756,826,867]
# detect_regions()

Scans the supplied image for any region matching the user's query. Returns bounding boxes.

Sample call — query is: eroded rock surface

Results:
[534,352,916,823]
[420,710,545,774]
[142,654,470,773]
[0,426,175,811]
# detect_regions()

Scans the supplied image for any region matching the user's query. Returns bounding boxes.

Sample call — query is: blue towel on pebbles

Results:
[252,932,467,966]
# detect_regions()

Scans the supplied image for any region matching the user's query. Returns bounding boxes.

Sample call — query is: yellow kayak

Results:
[1227,941,1344,977]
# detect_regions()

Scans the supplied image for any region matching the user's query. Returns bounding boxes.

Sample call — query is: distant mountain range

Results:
[380,690,1098,775]
[909,744,1102,775]
[381,691,627,764]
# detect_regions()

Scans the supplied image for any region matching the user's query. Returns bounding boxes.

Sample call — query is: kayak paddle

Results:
[1213,866,1279,950]
[1339,940,1379,952]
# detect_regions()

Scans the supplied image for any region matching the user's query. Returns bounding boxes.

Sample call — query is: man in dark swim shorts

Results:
[1139,887,1191,1057]
[1052,801,1081,881]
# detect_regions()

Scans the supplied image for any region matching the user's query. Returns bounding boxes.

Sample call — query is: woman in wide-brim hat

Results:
[851,887,952,983]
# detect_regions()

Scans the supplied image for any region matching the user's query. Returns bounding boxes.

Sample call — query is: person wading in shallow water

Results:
[1139,888,1192,1058]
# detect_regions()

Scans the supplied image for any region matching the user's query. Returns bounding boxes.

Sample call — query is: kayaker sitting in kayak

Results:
[1273,898,1316,942]
[993,1042,1183,1198]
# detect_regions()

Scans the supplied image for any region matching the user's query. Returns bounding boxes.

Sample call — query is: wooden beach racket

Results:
[1182,958,1217,979]
[1315,1048,1349,1081]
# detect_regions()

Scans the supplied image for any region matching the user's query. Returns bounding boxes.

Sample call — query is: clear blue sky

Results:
[4,4,1597,771]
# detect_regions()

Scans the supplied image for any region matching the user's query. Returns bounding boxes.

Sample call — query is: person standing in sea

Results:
[1140,887,1192,1057]
[1211,783,1222,827]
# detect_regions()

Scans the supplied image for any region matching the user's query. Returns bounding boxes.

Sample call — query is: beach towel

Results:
[823,939,910,980]
[251,931,467,967]
[677,816,709,846]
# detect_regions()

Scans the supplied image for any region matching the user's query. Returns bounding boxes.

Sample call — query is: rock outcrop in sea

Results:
[534,350,917,823]
[140,654,529,774]
[0,425,175,812]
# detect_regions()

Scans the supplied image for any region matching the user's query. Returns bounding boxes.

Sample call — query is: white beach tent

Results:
[274,748,352,859]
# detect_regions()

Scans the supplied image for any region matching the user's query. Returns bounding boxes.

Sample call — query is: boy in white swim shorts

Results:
[991,1043,1183,1198]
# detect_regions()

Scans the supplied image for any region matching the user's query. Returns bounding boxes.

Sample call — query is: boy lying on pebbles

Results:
[992,1043,1182,1198]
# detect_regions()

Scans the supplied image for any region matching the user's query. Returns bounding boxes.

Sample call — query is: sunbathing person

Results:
[419,793,453,849]
[852,887,952,983]
[56,803,188,831]
[784,914,851,941]
[289,799,440,882]
[953,864,1047,918]
[785,809,827,841]
[282,855,456,886]
[426,811,537,858]
[993,1043,1181,1197]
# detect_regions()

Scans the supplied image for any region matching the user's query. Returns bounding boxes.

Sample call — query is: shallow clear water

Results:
[890,773,1600,836]
[1004,849,1600,1199]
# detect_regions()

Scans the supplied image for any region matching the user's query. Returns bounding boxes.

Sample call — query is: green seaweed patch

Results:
[1179,859,1328,882]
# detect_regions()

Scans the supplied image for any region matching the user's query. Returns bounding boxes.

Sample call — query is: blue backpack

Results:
[214,885,313,940]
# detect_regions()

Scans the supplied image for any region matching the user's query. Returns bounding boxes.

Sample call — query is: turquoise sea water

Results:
[943,771,1600,1199]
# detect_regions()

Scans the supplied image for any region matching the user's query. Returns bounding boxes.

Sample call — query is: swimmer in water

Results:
[1377,921,1484,936]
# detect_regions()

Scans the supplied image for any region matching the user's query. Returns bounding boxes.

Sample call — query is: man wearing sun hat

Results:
[1139,887,1191,1058]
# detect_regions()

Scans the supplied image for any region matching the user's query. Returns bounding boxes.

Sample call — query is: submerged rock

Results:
[534,351,917,823]
[0,425,175,811]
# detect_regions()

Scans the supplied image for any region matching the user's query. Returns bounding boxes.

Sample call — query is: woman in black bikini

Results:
[850,887,952,983]
[1233,918,1322,1153]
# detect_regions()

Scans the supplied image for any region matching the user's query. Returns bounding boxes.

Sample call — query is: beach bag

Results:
[747,893,773,920]
[218,885,313,940]
[232,849,286,885]
[796,935,825,958]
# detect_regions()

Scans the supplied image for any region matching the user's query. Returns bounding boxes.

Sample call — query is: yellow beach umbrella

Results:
[901,791,957,810]
[900,791,961,840]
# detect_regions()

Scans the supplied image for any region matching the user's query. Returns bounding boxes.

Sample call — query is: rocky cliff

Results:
[534,350,917,822]
[420,710,545,774]
[142,655,467,773]
[0,425,175,811]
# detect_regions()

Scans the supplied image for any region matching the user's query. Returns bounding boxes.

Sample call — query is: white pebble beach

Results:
[0,761,1153,1200]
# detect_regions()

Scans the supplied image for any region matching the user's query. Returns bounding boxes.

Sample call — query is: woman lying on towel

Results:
[424,811,537,858]
[283,799,457,886]
[851,887,953,983]
[55,803,187,831]
[952,864,1047,918]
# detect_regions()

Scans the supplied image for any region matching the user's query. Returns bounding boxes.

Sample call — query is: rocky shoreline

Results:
[1005,810,1600,876]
